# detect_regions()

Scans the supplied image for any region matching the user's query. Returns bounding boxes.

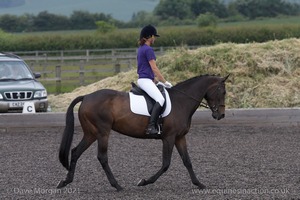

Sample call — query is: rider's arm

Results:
[149,59,166,83]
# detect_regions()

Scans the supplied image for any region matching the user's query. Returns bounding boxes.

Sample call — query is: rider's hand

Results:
[164,81,173,88]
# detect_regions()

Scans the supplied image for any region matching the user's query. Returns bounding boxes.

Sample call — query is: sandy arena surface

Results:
[1,125,300,199]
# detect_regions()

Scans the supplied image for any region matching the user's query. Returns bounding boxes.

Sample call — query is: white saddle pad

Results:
[129,88,171,117]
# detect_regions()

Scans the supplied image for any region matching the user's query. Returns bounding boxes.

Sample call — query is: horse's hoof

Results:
[57,180,67,189]
[198,183,206,190]
[137,179,146,186]
[116,186,123,192]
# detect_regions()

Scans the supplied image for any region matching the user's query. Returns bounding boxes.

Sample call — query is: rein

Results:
[171,81,225,110]
[171,88,209,108]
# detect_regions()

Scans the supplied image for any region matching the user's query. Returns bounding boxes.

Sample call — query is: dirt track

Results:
[1,125,300,199]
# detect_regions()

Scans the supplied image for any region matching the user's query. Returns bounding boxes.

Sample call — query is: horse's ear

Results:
[222,74,230,82]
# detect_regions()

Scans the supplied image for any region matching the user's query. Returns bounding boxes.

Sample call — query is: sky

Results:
[0,0,159,22]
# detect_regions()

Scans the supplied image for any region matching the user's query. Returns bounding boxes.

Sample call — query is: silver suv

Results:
[0,53,48,113]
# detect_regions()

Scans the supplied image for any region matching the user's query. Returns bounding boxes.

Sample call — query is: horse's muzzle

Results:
[212,112,225,120]
[219,113,225,120]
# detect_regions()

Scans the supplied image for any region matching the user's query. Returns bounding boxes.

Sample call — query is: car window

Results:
[0,61,34,80]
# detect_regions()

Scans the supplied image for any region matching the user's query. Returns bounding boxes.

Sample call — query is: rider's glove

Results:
[164,81,173,88]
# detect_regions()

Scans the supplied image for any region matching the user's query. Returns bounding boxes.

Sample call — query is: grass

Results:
[219,15,300,27]
[31,62,130,93]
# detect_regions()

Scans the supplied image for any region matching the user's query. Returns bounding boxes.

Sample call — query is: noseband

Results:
[210,104,225,112]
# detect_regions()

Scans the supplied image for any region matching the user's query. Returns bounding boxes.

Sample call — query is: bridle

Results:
[207,83,226,112]
[171,82,225,111]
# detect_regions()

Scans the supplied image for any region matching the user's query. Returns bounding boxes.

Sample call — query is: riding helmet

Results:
[140,24,160,39]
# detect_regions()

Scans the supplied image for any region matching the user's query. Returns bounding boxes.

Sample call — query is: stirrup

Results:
[146,126,160,135]
[146,124,161,135]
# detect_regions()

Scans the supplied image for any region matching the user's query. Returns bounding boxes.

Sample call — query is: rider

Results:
[137,24,172,135]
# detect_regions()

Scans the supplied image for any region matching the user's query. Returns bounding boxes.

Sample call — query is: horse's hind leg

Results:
[57,135,96,188]
[175,136,206,189]
[97,133,123,191]
[137,136,175,187]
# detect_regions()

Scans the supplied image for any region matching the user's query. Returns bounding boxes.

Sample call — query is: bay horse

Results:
[57,74,229,191]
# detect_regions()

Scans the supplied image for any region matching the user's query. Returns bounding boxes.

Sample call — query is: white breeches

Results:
[137,78,165,107]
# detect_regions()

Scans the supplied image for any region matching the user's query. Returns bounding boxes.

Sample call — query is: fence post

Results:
[79,60,85,86]
[114,63,120,74]
[112,49,116,64]
[60,50,64,63]
[112,49,120,74]
[35,51,39,63]
[127,59,133,70]
[55,65,61,94]
[86,49,89,62]
[43,63,47,79]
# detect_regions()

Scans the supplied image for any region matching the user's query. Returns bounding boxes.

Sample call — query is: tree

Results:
[0,13,35,32]
[130,11,159,27]
[69,11,117,30]
[190,0,228,18]
[0,14,19,32]
[70,11,97,30]
[153,0,192,20]
[229,0,300,19]
[33,11,70,31]
[95,21,116,33]
[196,12,218,27]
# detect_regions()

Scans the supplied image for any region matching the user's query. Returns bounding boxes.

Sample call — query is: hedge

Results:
[0,24,300,51]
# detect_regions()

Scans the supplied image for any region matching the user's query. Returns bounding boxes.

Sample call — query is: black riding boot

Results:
[146,102,162,135]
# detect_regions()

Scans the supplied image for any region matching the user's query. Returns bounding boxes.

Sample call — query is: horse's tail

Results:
[59,95,84,170]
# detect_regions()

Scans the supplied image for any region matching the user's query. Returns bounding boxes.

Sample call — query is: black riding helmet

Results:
[140,24,160,40]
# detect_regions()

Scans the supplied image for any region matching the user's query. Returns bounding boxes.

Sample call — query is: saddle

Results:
[130,82,167,114]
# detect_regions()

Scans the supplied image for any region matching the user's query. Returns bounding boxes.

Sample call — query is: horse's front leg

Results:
[137,136,175,187]
[175,135,206,189]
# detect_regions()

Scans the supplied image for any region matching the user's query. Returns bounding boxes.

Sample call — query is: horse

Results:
[57,74,229,191]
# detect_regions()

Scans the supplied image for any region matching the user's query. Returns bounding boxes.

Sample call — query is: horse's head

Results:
[204,75,229,120]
